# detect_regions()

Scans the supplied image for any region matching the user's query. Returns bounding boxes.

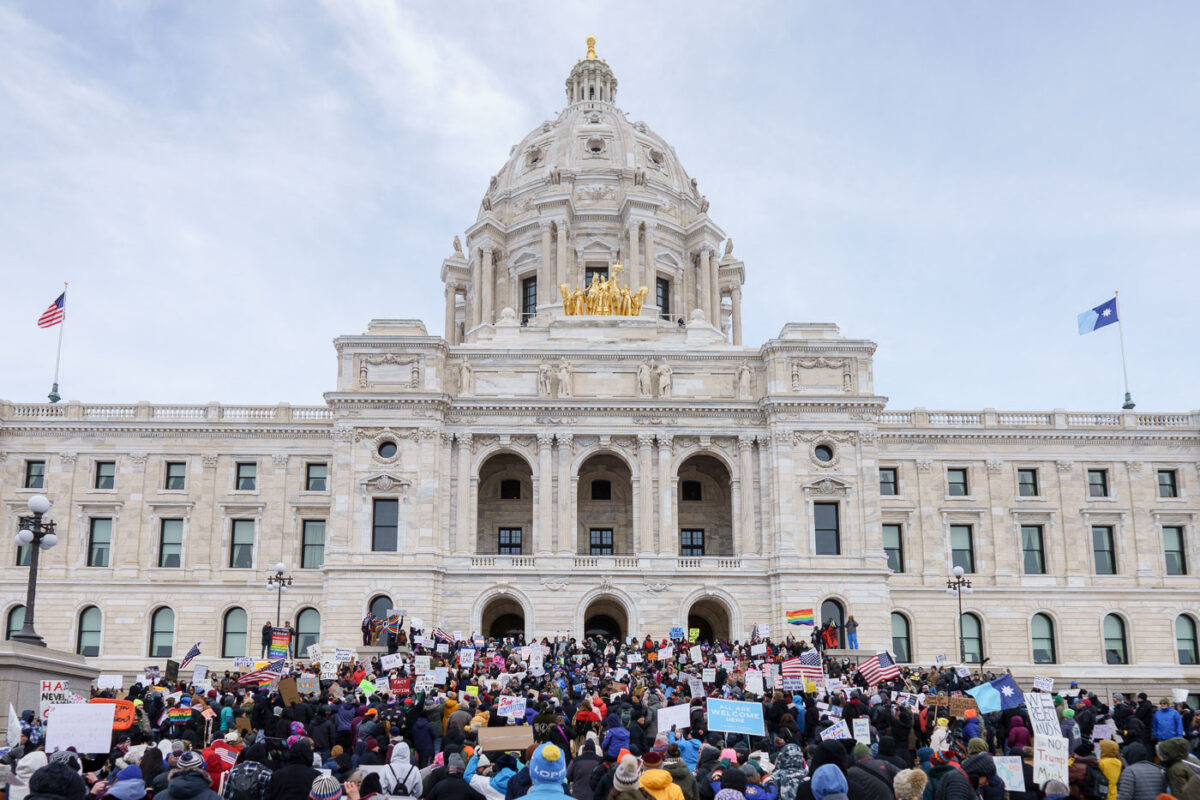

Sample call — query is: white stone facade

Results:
[1,42,1198,690]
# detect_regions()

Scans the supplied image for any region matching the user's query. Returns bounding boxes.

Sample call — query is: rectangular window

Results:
[1092,525,1116,574]
[305,463,328,492]
[235,462,257,491]
[681,480,702,502]
[681,529,705,557]
[301,520,326,569]
[591,480,612,501]
[95,461,116,490]
[589,528,614,555]
[879,468,898,496]
[498,527,522,555]
[24,461,45,489]
[814,502,840,555]
[1021,525,1045,574]
[17,542,30,566]
[656,277,671,318]
[164,461,186,490]
[159,519,183,568]
[950,524,975,573]
[229,519,254,568]
[947,468,969,496]
[882,523,903,572]
[1017,468,1039,497]
[372,499,398,552]
[88,518,112,567]
[521,276,538,321]
[1158,470,1179,498]
[1087,469,1109,498]
[500,479,521,500]
[585,266,608,287]
[1164,526,1187,575]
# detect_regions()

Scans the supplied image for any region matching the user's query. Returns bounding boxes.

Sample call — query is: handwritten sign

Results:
[745,669,764,696]
[688,677,705,697]
[821,719,851,740]
[1025,693,1060,739]
[1033,736,1069,786]
[703,668,716,683]
[234,657,254,668]
[658,646,674,660]
[995,757,1025,792]
[380,653,403,670]
[296,674,319,694]
[96,674,124,691]
[497,696,526,718]
[657,703,692,734]
[669,627,685,640]
[1032,676,1054,692]
[750,643,767,656]
[459,648,475,667]
[853,717,870,745]
[40,679,73,719]
[335,648,354,663]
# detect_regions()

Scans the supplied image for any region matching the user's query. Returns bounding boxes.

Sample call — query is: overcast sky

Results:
[2,1,1197,412]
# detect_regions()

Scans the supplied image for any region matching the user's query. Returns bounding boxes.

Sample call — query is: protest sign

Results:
[307,644,322,661]
[689,628,700,642]
[750,643,767,656]
[497,695,527,718]
[335,648,354,663]
[706,698,765,736]
[436,643,449,653]
[414,675,435,693]
[658,646,674,660]
[821,719,851,740]
[757,623,770,637]
[296,674,319,694]
[453,631,462,642]
[1032,676,1054,692]
[414,655,431,674]
[96,674,123,691]
[233,657,254,669]
[657,702,692,734]
[745,669,764,696]
[853,717,870,745]
[459,648,475,667]
[277,677,301,706]
[432,667,449,685]
[702,668,716,683]
[359,679,377,695]
[268,628,289,660]
[669,626,685,640]
[995,757,1025,792]
[478,726,534,751]
[1033,736,1069,786]
[165,659,180,683]
[897,693,919,710]
[688,677,705,697]
[192,664,208,682]
[1173,688,1189,704]
[1092,722,1115,740]
[391,677,410,695]
[88,698,135,730]
[380,653,403,670]
[320,662,337,680]
[689,645,702,662]
[781,677,804,692]
[955,666,971,678]
[628,653,643,664]
[465,685,479,696]
[935,654,946,666]
[46,704,116,753]
[1026,692,1060,738]
[40,679,72,719]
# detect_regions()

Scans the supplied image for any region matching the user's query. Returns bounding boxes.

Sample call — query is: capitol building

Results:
[2,40,1198,691]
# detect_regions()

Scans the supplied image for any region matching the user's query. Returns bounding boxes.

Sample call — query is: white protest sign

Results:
[1173,688,1189,704]
[995,757,1025,792]
[414,675,435,694]
[96,674,124,690]
[745,669,764,696]
[459,648,475,667]
[45,703,115,754]
[335,648,354,663]
[436,643,449,654]
[192,664,208,681]
[1033,736,1069,786]
[307,644,322,661]
[1026,692,1060,739]
[956,666,971,678]
[432,667,448,685]
[453,631,462,642]
[628,653,643,665]
[414,655,431,674]
[658,646,674,660]
[380,653,404,671]
[853,717,870,745]
[821,719,851,740]
[234,657,254,668]
[750,643,767,656]
[657,702,692,734]
[411,617,425,630]
[1032,676,1054,692]
[497,696,527,718]
[40,679,72,719]
[703,668,716,683]
[757,623,771,637]
[193,679,212,693]
[689,646,702,662]
[689,677,705,697]
[321,663,337,680]
[935,654,946,666]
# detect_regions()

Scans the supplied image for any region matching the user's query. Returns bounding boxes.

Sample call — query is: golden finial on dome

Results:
[585,35,597,60]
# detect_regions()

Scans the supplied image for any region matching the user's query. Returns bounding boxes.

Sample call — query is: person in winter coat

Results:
[263,741,319,800]
[106,765,148,800]
[961,752,1003,800]
[810,765,849,800]
[694,746,722,800]
[1097,741,1122,800]
[1157,737,1200,797]
[161,752,225,800]
[771,745,806,800]
[1061,710,1082,756]
[567,742,603,800]
[600,716,630,761]
[846,744,896,800]
[636,754,682,800]
[426,754,485,800]
[9,748,49,800]
[506,744,541,800]
[424,698,447,755]
[382,742,423,798]
[607,755,642,800]
[1114,743,1165,800]
[929,720,951,754]
[1007,718,1032,751]
[792,741,846,800]
[223,743,272,800]
[526,744,570,800]
[1151,700,1184,745]
[25,761,88,800]
[466,752,518,800]
[666,729,701,772]
[1067,742,1103,800]
[924,751,972,800]
[414,716,436,768]
[662,745,698,800]
[877,737,908,771]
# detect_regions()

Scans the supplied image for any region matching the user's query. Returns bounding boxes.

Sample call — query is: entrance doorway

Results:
[686,596,732,642]
[481,595,526,640]
[582,596,628,640]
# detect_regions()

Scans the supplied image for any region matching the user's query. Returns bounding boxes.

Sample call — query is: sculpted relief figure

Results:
[656,362,673,399]
[724,238,734,257]
[631,286,649,316]
[556,362,572,398]
[459,361,472,395]
[538,363,553,397]
[737,362,753,399]
[637,361,652,397]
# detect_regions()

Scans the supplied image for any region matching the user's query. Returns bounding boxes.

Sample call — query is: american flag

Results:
[434,627,455,644]
[179,641,202,670]
[237,659,287,686]
[38,293,65,328]
[781,649,824,681]
[857,652,900,686]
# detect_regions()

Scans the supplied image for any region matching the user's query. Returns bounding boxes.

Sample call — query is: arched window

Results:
[222,608,248,658]
[295,608,320,655]
[891,613,911,662]
[76,606,102,657]
[1103,614,1128,664]
[960,612,983,663]
[6,605,26,640]
[820,599,845,648]
[1031,613,1056,664]
[149,607,174,658]
[1177,615,1198,665]
[368,596,392,620]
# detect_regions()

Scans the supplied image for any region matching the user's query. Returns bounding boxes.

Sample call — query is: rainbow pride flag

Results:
[168,707,192,723]
[785,608,814,626]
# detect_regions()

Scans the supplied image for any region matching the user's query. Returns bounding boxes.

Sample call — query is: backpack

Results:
[1080,764,1109,800]
[389,763,416,797]
[225,767,261,800]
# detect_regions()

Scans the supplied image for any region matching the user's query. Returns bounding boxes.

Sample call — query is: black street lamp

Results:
[266,561,292,627]
[946,564,973,664]
[13,495,59,647]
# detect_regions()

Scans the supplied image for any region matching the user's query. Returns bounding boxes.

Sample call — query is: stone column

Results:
[470,256,481,328]
[481,247,495,324]
[627,223,640,291]
[556,434,573,553]
[439,432,454,555]
[455,434,473,554]
[685,254,696,320]
[540,223,554,308]
[731,287,743,346]
[738,436,757,555]
[772,432,799,555]
[536,434,554,554]
[708,247,721,329]
[444,285,457,344]
[555,223,568,291]
[658,434,674,556]
[637,434,654,556]
[644,224,658,313]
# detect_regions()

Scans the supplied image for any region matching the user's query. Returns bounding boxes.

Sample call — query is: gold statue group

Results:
[559,264,649,317]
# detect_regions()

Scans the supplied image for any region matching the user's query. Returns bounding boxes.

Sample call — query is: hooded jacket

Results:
[640,770,685,800]
[663,758,698,800]
[106,778,148,800]
[1115,744,1165,800]
[26,761,87,800]
[263,742,319,800]
[10,750,49,800]
[160,771,224,800]
[1157,737,1200,797]
[1097,741,1122,800]
[1152,708,1184,742]
[566,747,602,800]
[386,742,425,798]
[961,754,1004,800]
[600,715,630,758]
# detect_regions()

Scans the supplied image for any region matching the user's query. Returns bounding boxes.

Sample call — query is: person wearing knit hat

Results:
[613,754,642,795]
[176,752,205,771]
[642,751,664,769]
[309,774,344,800]
[929,719,952,752]
[1042,780,1069,800]
[967,738,989,757]
[893,769,927,800]
[161,751,222,800]
[529,743,568,790]
[447,753,466,774]
[106,765,147,800]
[639,748,685,800]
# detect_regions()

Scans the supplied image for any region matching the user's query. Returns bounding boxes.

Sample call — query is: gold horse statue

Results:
[559,263,648,317]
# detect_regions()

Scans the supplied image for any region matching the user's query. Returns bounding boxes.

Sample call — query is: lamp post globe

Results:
[27,495,51,515]
[952,565,964,579]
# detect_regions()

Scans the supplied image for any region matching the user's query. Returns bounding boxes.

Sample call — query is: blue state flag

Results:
[966,674,1025,714]
[1077,297,1118,335]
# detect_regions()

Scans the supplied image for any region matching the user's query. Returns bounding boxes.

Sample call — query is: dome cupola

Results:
[566,36,617,104]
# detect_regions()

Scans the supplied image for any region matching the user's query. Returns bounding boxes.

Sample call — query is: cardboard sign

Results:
[657,702,692,734]
[926,694,979,716]
[320,663,337,680]
[96,674,124,690]
[497,695,526,717]
[335,648,354,663]
[706,698,765,736]
[1033,736,1069,786]
[1092,722,1116,741]
[236,717,253,734]
[40,679,73,719]
[477,726,534,752]
[277,677,301,706]
[1026,692,1060,738]
[853,717,870,745]
[89,698,135,730]
[1032,676,1054,692]
[45,703,116,753]
[821,719,851,740]
[995,756,1025,792]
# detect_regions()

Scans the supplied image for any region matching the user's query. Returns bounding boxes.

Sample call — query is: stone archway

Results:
[481,595,527,640]
[677,454,733,556]
[583,595,628,640]
[687,595,733,642]
[477,452,533,554]
[577,453,633,554]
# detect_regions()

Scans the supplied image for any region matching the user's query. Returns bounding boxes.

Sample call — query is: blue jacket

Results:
[1153,707,1184,741]
[601,715,630,758]
[525,782,569,800]
[413,716,435,756]
[668,732,701,771]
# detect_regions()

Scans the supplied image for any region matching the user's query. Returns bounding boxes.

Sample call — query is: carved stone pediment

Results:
[358,472,412,497]
[801,476,852,497]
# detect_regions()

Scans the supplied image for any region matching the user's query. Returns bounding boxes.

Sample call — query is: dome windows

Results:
[586,136,606,157]
[525,147,544,170]
[649,148,665,167]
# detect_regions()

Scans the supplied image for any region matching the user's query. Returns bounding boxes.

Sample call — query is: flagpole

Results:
[1114,289,1135,409]
[48,281,67,404]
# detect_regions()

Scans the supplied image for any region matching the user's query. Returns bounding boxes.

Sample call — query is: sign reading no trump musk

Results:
[706,698,765,736]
